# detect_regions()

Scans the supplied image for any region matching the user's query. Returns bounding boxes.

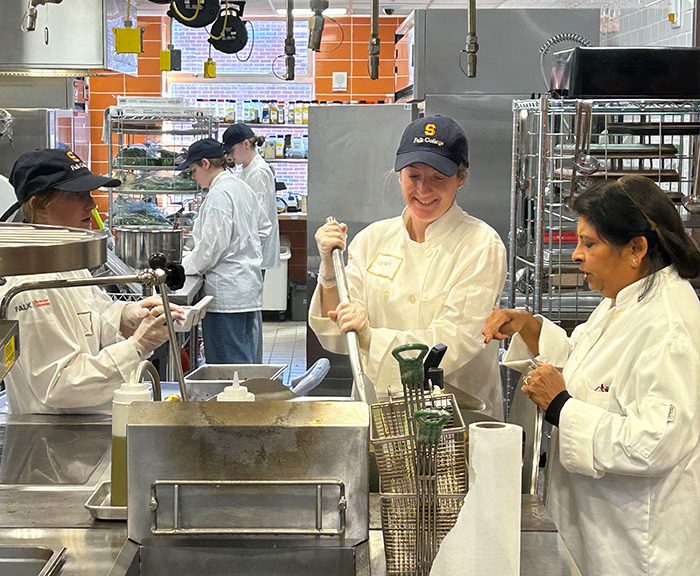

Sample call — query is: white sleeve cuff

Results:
[559,397,606,479]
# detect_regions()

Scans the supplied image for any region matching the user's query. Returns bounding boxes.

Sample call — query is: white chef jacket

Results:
[504,266,700,575]
[182,170,272,313]
[0,270,142,414]
[309,203,507,418]
[240,153,280,270]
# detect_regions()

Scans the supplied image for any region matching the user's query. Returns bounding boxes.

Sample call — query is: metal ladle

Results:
[682,138,700,214]
[566,101,601,208]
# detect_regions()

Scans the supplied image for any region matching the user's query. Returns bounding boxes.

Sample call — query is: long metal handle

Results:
[150,479,346,536]
[156,275,188,401]
[325,217,376,404]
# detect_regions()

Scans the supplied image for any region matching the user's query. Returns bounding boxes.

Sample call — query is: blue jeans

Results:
[202,312,256,364]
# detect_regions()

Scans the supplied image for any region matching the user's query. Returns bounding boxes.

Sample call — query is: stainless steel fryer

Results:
[110,400,370,576]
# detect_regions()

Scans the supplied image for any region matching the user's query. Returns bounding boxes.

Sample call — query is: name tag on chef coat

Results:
[367,252,403,280]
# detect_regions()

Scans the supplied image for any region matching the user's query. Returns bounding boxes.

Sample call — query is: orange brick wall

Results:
[89,16,170,218]
[314,16,401,102]
[87,16,401,222]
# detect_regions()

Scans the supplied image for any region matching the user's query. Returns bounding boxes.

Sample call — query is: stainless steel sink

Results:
[0,545,65,576]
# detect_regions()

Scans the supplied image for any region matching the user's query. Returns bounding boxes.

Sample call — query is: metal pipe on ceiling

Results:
[285,0,296,80]
[368,0,380,80]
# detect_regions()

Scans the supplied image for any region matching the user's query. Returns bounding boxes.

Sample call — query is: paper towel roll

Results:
[430,421,523,576]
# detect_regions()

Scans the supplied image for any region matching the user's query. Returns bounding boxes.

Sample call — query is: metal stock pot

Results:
[113,225,183,270]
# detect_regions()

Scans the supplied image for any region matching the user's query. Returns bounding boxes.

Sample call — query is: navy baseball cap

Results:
[9,148,120,205]
[394,115,469,177]
[222,123,255,153]
[176,138,225,170]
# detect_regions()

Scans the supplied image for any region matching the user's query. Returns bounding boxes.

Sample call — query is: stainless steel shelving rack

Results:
[507,97,700,334]
[107,109,218,228]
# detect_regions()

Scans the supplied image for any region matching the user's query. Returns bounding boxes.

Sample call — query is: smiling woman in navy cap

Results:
[178,138,272,365]
[308,116,507,416]
[1,148,182,414]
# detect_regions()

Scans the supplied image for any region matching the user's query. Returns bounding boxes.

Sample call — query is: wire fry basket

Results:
[371,393,467,494]
[380,492,465,576]
[371,392,467,575]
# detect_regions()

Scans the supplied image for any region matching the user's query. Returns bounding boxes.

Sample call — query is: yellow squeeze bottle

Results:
[111,374,151,507]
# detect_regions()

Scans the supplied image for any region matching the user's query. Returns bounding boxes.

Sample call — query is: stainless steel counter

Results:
[0,413,581,575]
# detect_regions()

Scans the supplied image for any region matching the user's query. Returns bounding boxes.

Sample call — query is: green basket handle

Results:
[391,343,429,364]
[414,408,451,445]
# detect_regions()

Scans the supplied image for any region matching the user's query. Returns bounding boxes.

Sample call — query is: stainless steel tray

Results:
[84,480,127,521]
[185,364,287,401]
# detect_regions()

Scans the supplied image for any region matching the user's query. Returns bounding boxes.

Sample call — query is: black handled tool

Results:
[423,343,448,389]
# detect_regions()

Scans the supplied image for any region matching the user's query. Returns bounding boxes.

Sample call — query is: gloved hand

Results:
[121,296,163,329]
[122,296,184,330]
[328,300,371,351]
[314,220,348,285]
[129,309,171,359]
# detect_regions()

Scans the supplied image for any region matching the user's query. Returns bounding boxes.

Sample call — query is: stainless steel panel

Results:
[0,108,88,181]
[113,540,370,576]
[0,422,111,486]
[306,103,418,392]
[0,109,51,178]
[406,9,600,100]
[0,78,73,109]
[0,527,129,576]
[126,401,370,545]
[0,545,57,576]
[0,0,136,74]
[424,93,518,242]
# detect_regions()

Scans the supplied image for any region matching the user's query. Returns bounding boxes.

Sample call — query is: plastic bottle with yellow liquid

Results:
[111,376,152,507]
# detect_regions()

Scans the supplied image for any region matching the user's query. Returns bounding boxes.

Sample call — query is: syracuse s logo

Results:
[66,151,81,162]
[424,123,436,137]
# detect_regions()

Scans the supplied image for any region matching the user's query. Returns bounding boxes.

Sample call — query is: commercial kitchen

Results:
[0,0,699,574]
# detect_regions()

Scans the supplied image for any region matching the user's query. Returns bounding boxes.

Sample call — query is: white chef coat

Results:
[504,266,700,575]
[309,203,507,418]
[182,170,272,313]
[240,153,280,270]
[0,270,142,414]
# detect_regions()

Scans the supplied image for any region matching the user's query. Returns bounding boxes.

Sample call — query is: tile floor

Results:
[261,320,307,386]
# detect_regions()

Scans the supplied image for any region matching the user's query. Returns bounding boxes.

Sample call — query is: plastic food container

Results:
[175,295,213,332]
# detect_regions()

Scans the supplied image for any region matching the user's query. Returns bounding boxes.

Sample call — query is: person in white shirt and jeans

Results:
[223,123,280,363]
[179,138,272,364]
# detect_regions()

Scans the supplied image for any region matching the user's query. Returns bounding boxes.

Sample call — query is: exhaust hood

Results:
[0,0,138,76]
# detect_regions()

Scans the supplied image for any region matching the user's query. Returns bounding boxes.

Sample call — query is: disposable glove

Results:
[328,300,372,351]
[129,310,171,358]
[314,220,347,287]
[121,296,164,329]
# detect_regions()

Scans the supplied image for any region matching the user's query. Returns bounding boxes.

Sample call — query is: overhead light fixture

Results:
[275,7,346,16]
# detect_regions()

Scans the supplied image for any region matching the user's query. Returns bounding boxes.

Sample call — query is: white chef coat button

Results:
[383,291,390,301]
[409,295,417,304]
[426,248,434,258]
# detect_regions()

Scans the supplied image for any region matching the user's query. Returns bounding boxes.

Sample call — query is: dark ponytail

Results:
[573,176,700,288]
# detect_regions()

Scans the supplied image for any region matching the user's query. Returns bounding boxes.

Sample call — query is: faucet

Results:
[133,360,162,401]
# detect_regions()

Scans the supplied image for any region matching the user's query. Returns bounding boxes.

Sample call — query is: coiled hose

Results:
[539,32,592,91]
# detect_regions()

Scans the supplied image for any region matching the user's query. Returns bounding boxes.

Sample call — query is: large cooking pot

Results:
[113,226,183,270]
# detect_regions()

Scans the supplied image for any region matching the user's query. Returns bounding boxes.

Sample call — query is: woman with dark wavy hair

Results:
[483,175,700,575]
